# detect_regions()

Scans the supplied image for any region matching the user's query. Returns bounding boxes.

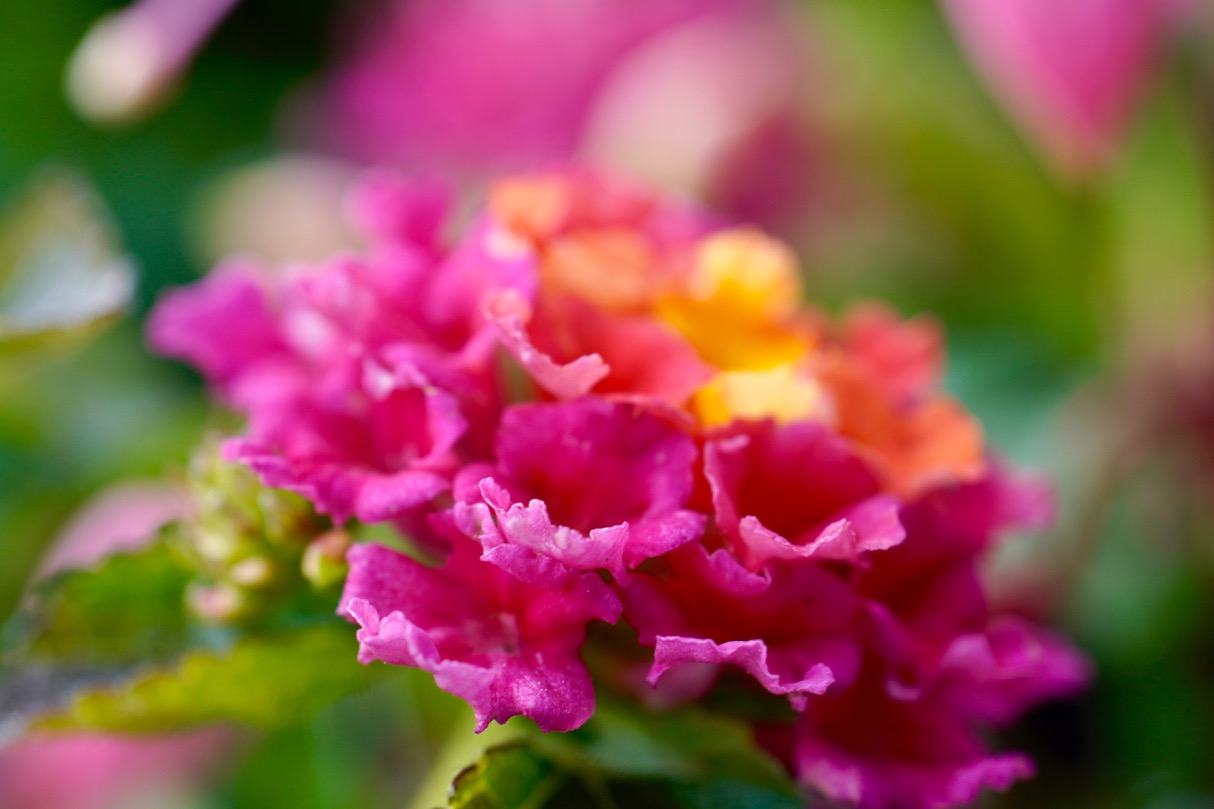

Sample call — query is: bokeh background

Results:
[2,1,1212,807]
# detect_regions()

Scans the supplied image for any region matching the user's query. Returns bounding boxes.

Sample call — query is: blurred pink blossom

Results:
[36,481,189,577]
[67,0,241,124]
[941,0,1190,178]
[303,0,817,234]
[0,731,231,809]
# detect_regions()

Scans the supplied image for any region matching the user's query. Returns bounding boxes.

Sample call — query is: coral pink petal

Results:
[486,290,609,399]
[841,304,943,404]
[706,421,897,568]
[735,494,905,567]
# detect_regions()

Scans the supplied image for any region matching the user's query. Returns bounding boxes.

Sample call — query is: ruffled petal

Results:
[341,541,617,732]
[650,635,836,707]
[455,400,704,580]
[623,544,864,703]
[706,421,901,568]
[486,290,609,399]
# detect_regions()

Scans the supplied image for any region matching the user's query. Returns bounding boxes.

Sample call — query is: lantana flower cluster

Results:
[150,167,1088,809]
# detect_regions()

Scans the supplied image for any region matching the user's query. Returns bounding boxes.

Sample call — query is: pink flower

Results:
[341,537,620,732]
[941,0,1188,178]
[154,166,1090,803]
[453,399,706,583]
[316,0,700,174]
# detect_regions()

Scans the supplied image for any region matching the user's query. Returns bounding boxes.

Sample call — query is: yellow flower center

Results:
[657,228,811,371]
[692,364,832,428]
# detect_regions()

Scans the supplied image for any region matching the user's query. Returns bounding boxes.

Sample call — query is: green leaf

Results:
[449,743,567,809]
[0,528,375,740]
[572,697,788,784]
[0,168,135,360]
[441,700,804,809]
[28,625,377,734]
[2,531,194,667]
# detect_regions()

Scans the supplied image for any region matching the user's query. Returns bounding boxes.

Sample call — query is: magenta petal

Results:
[793,732,1034,809]
[348,468,452,523]
[486,291,609,399]
[455,400,703,580]
[736,494,905,567]
[935,617,1093,724]
[341,541,616,732]
[626,510,709,566]
[477,542,615,594]
[783,668,1038,809]
[147,261,284,391]
[624,544,864,702]
[488,656,601,733]
[650,636,835,706]
[364,356,471,469]
[345,169,450,251]
[689,544,775,597]
[471,476,704,583]
[486,492,632,582]
[347,597,595,732]
[944,755,1037,805]
[844,496,908,551]
[229,440,448,523]
[493,400,701,527]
